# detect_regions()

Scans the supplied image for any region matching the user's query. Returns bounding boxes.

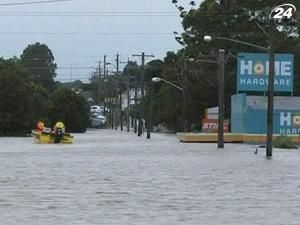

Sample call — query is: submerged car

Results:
[90,113,107,128]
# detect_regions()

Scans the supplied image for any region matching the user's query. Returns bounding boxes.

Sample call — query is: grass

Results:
[273,136,298,149]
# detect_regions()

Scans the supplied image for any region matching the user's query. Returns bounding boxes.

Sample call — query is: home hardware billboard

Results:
[279,112,300,135]
[237,53,294,92]
[231,94,300,135]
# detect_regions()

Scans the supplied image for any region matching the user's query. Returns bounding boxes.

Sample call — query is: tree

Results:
[21,42,57,91]
[143,60,164,128]
[121,61,142,120]
[177,0,299,53]
[169,0,300,130]
[159,51,211,131]
[48,87,89,133]
[31,83,51,123]
[0,58,36,135]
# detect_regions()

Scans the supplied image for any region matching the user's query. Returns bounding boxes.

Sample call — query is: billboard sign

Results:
[237,53,294,92]
[205,106,218,120]
[202,119,229,133]
[279,112,300,135]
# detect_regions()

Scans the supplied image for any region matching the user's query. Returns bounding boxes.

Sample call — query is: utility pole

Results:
[218,49,225,149]
[126,59,130,132]
[181,61,187,132]
[103,55,107,116]
[108,67,114,130]
[115,53,122,131]
[132,52,154,137]
[146,83,153,139]
[103,55,107,77]
[266,34,275,158]
[134,72,138,133]
[120,58,131,132]
[97,60,101,104]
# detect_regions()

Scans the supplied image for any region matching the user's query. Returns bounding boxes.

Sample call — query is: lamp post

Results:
[146,83,153,139]
[204,35,274,157]
[152,77,183,92]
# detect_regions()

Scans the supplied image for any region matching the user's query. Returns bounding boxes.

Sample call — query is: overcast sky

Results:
[0,0,202,82]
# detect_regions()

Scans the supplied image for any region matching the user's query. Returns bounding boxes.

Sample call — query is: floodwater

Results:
[0,129,300,225]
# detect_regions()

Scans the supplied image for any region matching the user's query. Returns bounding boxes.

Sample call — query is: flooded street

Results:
[0,129,300,224]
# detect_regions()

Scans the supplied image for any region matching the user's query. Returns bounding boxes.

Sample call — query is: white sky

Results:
[0,0,202,82]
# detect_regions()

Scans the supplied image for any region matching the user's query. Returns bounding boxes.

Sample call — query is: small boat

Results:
[31,130,74,144]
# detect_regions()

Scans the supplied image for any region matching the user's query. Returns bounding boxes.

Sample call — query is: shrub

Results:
[273,136,298,149]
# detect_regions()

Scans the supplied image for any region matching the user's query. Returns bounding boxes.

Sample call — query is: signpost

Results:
[237,53,294,93]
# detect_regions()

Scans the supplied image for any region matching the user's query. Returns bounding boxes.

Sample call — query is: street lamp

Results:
[204,35,274,158]
[151,77,183,92]
[152,77,184,135]
[203,36,268,51]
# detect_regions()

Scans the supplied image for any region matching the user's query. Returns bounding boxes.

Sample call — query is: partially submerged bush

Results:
[273,136,298,149]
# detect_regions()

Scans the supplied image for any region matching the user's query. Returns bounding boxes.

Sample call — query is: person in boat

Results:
[53,121,65,143]
[36,120,45,133]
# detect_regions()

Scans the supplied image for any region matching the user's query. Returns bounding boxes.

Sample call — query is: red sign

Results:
[202,119,229,133]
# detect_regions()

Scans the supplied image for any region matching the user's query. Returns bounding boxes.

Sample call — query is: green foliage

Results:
[0,59,36,135]
[162,0,300,131]
[0,43,90,136]
[153,85,182,131]
[31,83,50,122]
[21,42,57,91]
[58,80,83,89]
[273,136,298,149]
[49,87,89,133]
[178,0,300,62]
[123,61,141,88]
[148,51,211,131]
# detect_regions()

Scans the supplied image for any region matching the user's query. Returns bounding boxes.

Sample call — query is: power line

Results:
[0,31,174,36]
[0,0,74,6]
[0,10,177,13]
[57,66,94,69]
[0,14,177,17]
[0,12,178,17]
[0,13,178,18]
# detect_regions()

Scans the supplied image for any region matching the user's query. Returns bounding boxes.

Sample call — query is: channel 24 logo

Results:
[269,3,297,21]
